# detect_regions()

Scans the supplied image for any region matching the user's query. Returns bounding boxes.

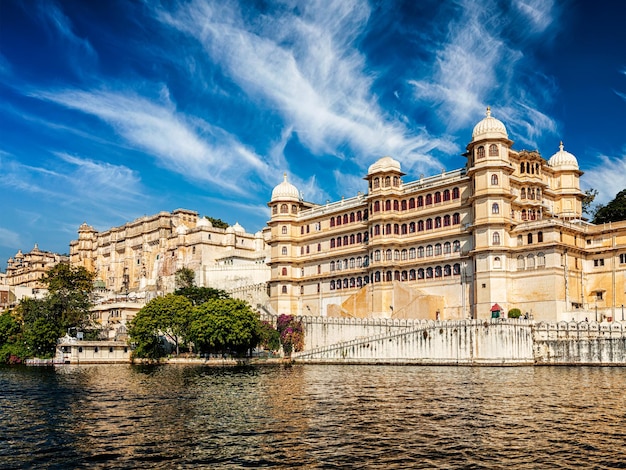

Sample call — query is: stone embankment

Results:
[292,317,626,366]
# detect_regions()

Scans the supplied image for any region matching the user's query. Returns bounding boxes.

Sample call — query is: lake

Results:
[1,364,625,469]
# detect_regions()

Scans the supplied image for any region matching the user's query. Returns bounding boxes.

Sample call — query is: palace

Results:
[266,109,626,322]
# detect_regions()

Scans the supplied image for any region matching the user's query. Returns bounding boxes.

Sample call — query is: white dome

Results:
[175,225,188,235]
[271,173,300,202]
[548,142,579,170]
[367,156,402,174]
[472,107,508,141]
[232,222,245,234]
[196,218,211,228]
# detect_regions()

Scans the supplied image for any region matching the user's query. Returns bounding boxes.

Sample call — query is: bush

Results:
[508,308,522,319]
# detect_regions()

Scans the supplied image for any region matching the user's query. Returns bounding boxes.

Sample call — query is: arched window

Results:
[418,220,424,232]
[452,187,460,199]
[426,267,433,278]
[409,248,416,259]
[434,192,441,203]
[330,218,335,227]
[374,201,380,212]
[409,198,416,209]
[343,235,348,246]
[394,250,400,261]
[336,216,342,226]
[494,257,502,269]
[435,243,442,255]
[401,224,407,235]
[520,162,525,174]
[386,271,392,282]
[538,231,543,243]
[528,233,533,244]
[521,209,527,221]
[336,279,341,290]
[452,213,460,225]
[349,212,355,223]
[489,144,498,156]
[409,269,416,280]
[281,267,287,275]
[394,224,400,235]
[444,242,451,254]
[444,265,452,276]
[282,285,288,294]
[384,176,391,187]
[426,218,433,230]
[330,261,335,271]
[374,225,380,236]
[491,174,499,185]
[393,176,399,186]
[477,146,485,158]
[374,250,381,261]
[330,239,336,248]
[492,203,499,214]
[435,266,442,277]
[527,254,535,268]
[453,240,461,252]
[401,249,407,260]
[443,214,451,226]
[292,205,297,214]
[517,255,525,270]
[350,234,355,245]
[350,278,356,287]
[493,232,501,245]
[417,246,424,258]
[426,245,433,256]
[409,222,416,233]
[426,194,433,205]
[435,217,442,228]
[375,271,381,282]
[521,188,526,199]
[417,196,424,207]
[373,177,380,188]
[356,211,362,221]
[282,247,288,255]
[453,263,461,275]
[282,226,288,234]
[401,271,407,281]
[401,200,407,211]
[337,237,342,247]
[385,200,391,211]
[537,252,545,267]
[418,268,425,279]
[385,249,392,261]
[280,204,288,213]
[385,223,392,235]
[443,189,450,201]
[393,200,399,211]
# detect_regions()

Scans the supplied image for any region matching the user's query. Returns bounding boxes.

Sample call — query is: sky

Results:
[1,0,625,271]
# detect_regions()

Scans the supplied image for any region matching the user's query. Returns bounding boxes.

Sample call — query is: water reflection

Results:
[1,365,625,469]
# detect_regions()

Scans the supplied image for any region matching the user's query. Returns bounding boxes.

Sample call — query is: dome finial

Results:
[486,106,491,117]
[283,172,287,182]
[559,141,564,151]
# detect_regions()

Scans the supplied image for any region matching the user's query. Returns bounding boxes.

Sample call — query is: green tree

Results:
[204,216,229,229]
[43,263,95,331]
[190,298,260,356]
[175,286,230,306]
[257,320,280,352]
[593,188,626,224]
[582,188,599,218]
[128,294,193,358]
[0,311,26,364]
[175,267,196,289]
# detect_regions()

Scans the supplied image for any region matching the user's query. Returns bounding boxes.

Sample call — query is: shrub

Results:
[508,308,522,319]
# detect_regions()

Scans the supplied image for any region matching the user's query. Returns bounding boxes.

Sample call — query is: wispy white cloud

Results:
[408,0,559,147]
[0,228,22,249]
[581,151,626,205]
[155,0,448,175]
[31,87,277,195]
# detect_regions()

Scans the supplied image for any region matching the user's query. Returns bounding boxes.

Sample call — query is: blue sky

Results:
[1,0,625,270]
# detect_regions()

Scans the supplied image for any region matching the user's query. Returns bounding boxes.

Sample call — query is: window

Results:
[596,291,604,301]
[318,243,321,252]
[426,194,433,205]
[453,240,461,252]
[281,267,287,275]
[373,177,379,189]
[374,201,380,212]
[350,258,355,268]
[492,203,499,214]
[417,196,424,207]
[394,250,400,261]
[330,261,335,271]
[350,212,355,223]
[452,213,460,225]
[493,257,501,269]
[435,243,442,255]
[444,242,451,254]
[443,189,450,201]
[393,200,399,211]
[491,174,499,185]
[426,219,433,230]
[374,250,381,261]
[452,187,460,199]
[594,259,605,267]
[537,253,545,267]
[336,216,342,226]
[343,214,348,224]
[330,239,336,248]
[443,215,451,227]
[426,267,433,278]
[273,206,278,214]
[435,217,442,228]
[386,249,392,261]
[409,198,416,209]
[281,226,288,235]
[538,231,543,243]
[528,233,533,244]
[477,146,485,158]
[409,222,416,233]
[435,192,441,203]
[280,204,288,213]
[330,280,335,290]
[493,232,500,245]
[417,246,424,258]
[517,255,525,270]
[330,218,335,227]
[281,247,288,255]
[489,144,498,156]
[444,265,452,276]
[521,188,526,199]
[401,224,407,235]
[409,248,416,259]
[418,268,425,279]
[418,220,424,232]
[401,249,407,260]
[384,176,391,187]
[520,162,525,173]
[620,254,626,264]
[453,264,461,275]
[426,245,433,256]
[401,200,407,211]
[337,237,342,247]
[527,254,535,268]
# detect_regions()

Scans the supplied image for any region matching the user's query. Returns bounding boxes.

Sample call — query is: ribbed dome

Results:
[271,173,300,202]
[472,107,508,141]
[548,142,579,169]
[367,156,402,174]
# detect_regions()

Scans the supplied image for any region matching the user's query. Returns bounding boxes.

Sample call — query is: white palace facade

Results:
[266,109,626,322]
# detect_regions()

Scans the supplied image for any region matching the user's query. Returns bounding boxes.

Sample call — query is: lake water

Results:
[1,364,625,469]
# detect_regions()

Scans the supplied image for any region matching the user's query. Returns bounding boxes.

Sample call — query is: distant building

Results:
[69,209,271,335]
[266,108,626,322]
[5,244,68,288]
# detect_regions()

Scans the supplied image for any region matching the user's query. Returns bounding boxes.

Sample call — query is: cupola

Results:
[271,173,300,202]
[548,142,579,170]
[472,107,508,141]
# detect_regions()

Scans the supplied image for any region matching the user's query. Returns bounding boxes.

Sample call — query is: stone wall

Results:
[293,317,626,366]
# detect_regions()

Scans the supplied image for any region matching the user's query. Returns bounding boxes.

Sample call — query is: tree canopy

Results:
[204,216,229,229]
[593,188,626,224]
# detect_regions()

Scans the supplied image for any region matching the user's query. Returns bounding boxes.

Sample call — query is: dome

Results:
[548,142,579,170]
[472,107,508,141]
[232,222,245,234]
[225,226,235,234]
[196,218,211,228]
[367,156,402,175]
[271,173,300,202]
[175,225,188,235]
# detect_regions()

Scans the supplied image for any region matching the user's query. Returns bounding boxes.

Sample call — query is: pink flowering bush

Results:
[276,314,304,356]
